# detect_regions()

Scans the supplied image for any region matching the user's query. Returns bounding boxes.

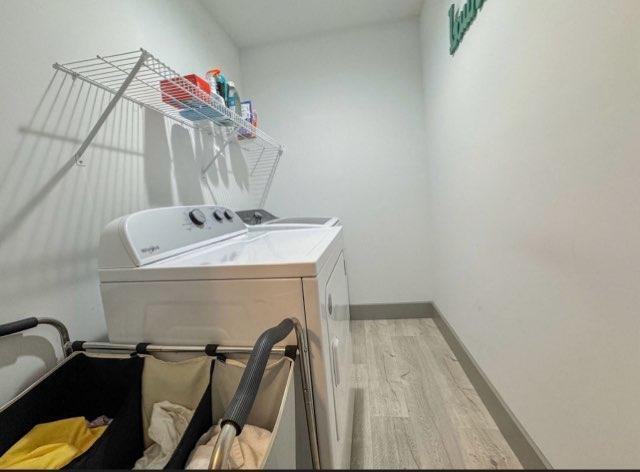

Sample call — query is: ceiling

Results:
[201,0,424,48]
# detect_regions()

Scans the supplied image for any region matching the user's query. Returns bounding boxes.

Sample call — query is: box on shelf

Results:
[160,74,211,109]
[238,100,257,139]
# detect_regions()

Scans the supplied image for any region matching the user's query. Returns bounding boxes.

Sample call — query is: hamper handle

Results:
[220,318,294,434]
[0,317,72,356]
[211,317,320,469]
[0,317,38,337]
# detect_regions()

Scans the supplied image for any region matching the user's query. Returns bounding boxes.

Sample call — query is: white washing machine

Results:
[97,205,353,469]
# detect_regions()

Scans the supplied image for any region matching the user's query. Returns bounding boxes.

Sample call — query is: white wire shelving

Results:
[53,49,283,186]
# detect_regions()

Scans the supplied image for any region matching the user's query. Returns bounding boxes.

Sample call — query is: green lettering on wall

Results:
[449,0,487,55]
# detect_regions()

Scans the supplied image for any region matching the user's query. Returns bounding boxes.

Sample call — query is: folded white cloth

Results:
[186,423,272,470]
[134,401,194,470]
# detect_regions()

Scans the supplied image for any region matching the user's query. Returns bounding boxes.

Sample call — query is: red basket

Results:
[160,74,211,109]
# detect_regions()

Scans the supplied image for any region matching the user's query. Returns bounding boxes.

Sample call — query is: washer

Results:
[97,205,353,469]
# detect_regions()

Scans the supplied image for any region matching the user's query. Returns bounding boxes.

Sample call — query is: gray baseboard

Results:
[432,305,551,470]
[350,302,435,320]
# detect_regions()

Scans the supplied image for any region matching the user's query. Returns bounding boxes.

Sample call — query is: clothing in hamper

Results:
[186,423,272,470]
[0,417,107,469]
[141,356,212,447]
[134,401,194,469]
[87,415,112,428]
[0,355,144,470]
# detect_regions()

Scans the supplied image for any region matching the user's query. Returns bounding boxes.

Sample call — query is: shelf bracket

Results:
[249,147,266,177]
[201,129,236,175]
[71,51,148,165]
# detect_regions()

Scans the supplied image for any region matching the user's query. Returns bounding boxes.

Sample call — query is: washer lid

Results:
[99,226,343,282]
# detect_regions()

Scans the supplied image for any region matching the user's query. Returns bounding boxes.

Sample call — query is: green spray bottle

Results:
[206,69,229,105]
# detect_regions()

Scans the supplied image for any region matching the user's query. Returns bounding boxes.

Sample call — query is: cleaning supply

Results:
[178,68,236,126]
[206,69,229,105]
[209,92,232,124]
[0,417,107,469]
[240,101,252,122]
[204,69,222,101]
[238,101,256,139]
[177,69,228,125]
[227,81,242,115]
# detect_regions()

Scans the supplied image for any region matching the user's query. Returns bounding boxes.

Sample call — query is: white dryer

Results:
[97,205,353,469]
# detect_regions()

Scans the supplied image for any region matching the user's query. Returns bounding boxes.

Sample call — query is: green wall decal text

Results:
[449,0,487,55]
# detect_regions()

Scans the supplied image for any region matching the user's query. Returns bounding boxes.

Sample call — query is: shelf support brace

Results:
[72,51,148,165]
[258,146,283,208]
[201,129,236,175]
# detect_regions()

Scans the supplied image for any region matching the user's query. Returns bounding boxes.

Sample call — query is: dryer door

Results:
[324,252,353,446]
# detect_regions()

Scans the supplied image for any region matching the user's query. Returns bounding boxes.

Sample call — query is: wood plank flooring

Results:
[350,319,521,469]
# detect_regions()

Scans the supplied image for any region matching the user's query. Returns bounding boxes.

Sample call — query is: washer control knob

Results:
[213,210,224,222]
[189,209,206,226]
[223,210,233,221]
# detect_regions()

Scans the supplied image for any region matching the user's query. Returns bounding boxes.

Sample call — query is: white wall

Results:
[420,0,640,468]
[0,0,258,404]
[240,18,431,305]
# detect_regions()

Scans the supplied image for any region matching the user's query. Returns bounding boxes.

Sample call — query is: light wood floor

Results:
[350,319,521,469]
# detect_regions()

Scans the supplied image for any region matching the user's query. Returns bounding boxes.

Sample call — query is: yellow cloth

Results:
[0,417,107,469]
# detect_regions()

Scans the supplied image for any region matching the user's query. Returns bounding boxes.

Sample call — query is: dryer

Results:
[97,205,353,469]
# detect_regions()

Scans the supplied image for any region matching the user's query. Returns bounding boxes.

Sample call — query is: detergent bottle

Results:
[227,81,242,116]
[205,69,229,105]
[197,68,233,126]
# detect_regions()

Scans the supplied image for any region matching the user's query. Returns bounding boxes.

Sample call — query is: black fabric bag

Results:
[0,353,214,469]
[0,354,143,466]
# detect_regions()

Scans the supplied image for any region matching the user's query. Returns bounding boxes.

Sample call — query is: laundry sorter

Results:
[0,316,318,469]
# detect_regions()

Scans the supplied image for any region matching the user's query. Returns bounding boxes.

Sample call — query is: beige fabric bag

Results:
[141,356,212,447]
[211,357,290,432]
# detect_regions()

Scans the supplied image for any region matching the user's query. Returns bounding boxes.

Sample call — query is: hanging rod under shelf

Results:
[53,48,282,165]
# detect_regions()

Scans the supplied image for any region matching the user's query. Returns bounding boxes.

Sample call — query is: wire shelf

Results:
[53,48,283,170]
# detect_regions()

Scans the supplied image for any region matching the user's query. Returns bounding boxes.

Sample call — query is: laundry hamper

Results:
[0,317,319,470]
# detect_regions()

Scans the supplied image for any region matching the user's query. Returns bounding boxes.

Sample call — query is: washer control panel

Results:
[99,205,247,268]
